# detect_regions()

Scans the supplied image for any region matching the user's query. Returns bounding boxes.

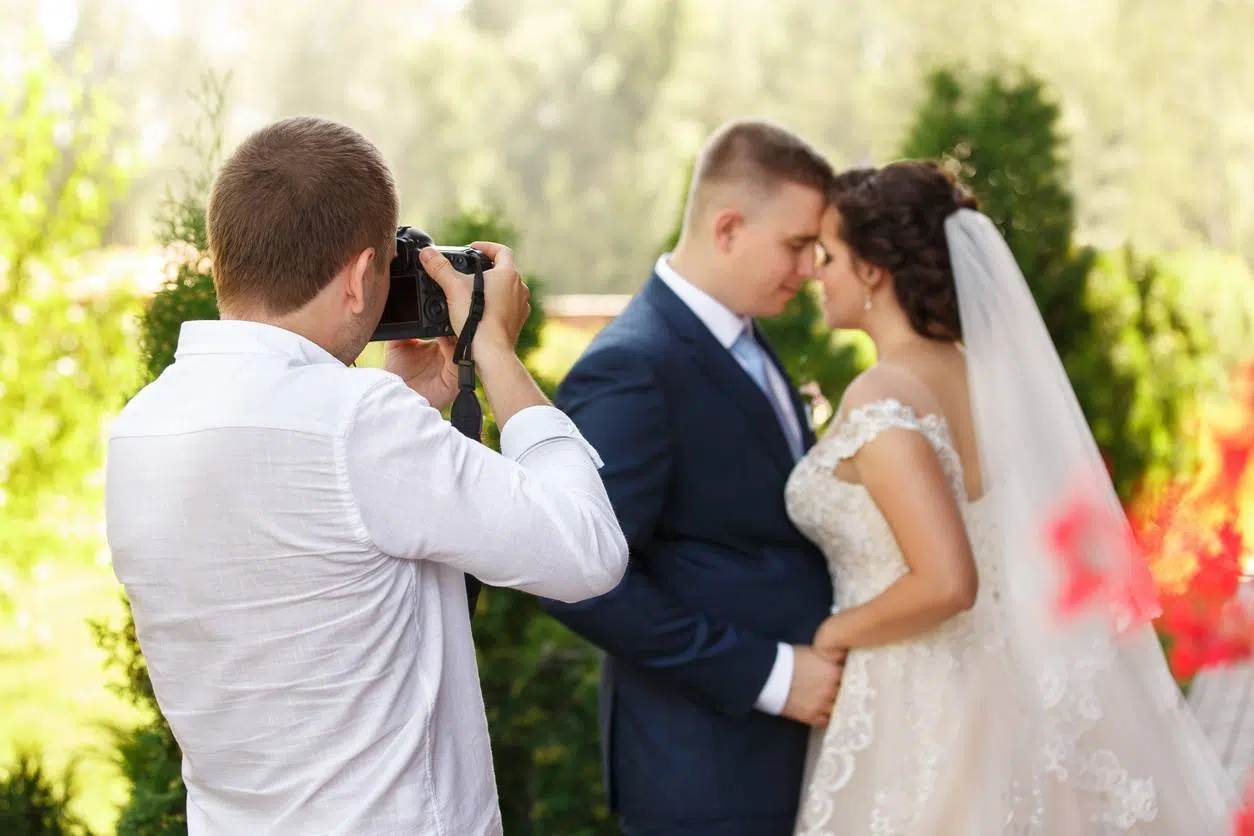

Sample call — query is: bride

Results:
[784,160,1237,834]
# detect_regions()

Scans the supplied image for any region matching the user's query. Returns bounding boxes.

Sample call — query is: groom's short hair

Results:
[686,120,833,220]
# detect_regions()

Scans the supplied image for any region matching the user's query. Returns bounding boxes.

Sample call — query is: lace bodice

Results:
[782,399,1185,835]
[784,398,1004,623]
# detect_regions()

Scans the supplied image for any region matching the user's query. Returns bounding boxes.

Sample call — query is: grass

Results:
[0,561,146,835]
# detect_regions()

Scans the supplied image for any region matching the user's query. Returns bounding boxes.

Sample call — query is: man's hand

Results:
[384,336,458,410]
[781,645,845,727]
[420,241,531,352]
[419,241,548,428]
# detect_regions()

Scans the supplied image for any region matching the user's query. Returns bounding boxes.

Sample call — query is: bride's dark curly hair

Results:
[829,160,979,341]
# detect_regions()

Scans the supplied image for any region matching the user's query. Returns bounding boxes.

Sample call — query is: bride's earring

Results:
[863,290,872,312]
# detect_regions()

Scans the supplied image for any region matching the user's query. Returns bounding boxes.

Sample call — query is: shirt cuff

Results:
[753,642,794,716]
[498,405,604,467]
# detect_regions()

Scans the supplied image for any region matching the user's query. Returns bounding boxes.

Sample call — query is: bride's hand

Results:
[814,616,850,659]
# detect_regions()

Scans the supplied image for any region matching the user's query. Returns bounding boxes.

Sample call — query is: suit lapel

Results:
[643,275,798,474]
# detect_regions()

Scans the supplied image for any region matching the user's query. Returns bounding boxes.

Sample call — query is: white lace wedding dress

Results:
[784,398,1233,835]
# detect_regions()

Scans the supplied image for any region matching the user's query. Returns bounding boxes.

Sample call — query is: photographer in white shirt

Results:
[105,116,629,836]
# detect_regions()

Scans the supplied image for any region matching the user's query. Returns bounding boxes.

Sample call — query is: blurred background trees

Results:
[3,0,1253,293]
[0,39,138,611]
[3,0,1254,832]
[899,67,1225,497]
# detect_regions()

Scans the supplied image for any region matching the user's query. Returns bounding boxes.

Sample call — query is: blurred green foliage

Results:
[1156,248,1254,377]
[1082,245,1218,491]
[902,67,1215,496]
[0,747,94,836]
[757,285,871,428]
[42,0,1254,295]
[90,596,185,836]
[134,74,229,388]
[8,45,1242,835]
[0,41,140,605]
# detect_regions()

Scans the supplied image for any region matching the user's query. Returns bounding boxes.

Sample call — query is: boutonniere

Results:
[799,382,833,432]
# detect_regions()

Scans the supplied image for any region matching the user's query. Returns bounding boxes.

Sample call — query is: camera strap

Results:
[449,260,487,617]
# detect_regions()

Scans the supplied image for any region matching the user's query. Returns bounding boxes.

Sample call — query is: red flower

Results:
[1215,433,1252,498]
[1044,480,1159,633]
[1046,500,1107,617]
[1160,595,1254,680]
[1233,780,1254,835]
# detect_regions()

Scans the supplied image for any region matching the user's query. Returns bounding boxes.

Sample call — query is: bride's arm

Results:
[813,426,978,655]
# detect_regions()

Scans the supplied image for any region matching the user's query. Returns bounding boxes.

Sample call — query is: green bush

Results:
[1080,245,1216,490]
[1157,248,1254,376]
[90,601,185,836]
[134,76,228,387]
[758,285,871,426]
[473,597,613,834]
[900,67,1213,496]
[0,274,142,589]
[0,747,94,836]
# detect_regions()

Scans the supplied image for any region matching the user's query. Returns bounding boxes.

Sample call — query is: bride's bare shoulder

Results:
[834,364,943,425]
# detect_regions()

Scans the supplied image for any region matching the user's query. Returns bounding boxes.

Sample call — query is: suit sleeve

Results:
[537,345,779,717]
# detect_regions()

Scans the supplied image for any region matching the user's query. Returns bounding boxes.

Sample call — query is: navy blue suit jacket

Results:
[539,274,834,833]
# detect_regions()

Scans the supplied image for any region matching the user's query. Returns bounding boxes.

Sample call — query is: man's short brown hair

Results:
[686,119,834,218]
[208,116,398,315]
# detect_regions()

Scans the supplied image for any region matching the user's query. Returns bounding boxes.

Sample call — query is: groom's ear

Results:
[711,208,744,252]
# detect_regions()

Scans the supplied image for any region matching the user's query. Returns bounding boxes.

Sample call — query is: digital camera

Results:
[370,226,493,342]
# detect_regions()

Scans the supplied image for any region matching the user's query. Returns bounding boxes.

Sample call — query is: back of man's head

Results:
[683,119,834,232]
[208,116,398,317]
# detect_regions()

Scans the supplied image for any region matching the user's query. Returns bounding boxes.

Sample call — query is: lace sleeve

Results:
[812,398,929,468]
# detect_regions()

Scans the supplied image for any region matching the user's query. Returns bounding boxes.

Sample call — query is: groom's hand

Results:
[782,645,845,727]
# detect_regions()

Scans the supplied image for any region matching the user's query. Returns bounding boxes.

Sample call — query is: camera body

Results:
[370,226,493,342]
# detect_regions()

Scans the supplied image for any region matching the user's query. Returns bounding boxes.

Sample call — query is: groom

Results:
[539,120,841,835]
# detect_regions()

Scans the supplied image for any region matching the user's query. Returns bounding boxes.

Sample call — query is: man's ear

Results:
[342,247,376,315]
[711,208,745,253]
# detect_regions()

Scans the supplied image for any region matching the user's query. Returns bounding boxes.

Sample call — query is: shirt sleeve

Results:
[342,375,628,603]
[753,643,794,715]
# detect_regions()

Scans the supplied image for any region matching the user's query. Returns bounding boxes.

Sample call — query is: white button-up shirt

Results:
[105,319,628,836]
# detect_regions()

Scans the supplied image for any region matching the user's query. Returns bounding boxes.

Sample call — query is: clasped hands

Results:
[781,616,848,728]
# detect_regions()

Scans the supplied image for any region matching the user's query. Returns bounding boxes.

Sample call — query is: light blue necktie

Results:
[730,327,802,459]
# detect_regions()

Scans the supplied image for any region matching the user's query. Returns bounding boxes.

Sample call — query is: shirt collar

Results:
[174,319,344,367]
[654,254,751,349]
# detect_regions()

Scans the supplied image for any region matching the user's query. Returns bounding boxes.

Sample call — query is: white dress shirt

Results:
[105,319,628,836]
[654,255,798,716]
